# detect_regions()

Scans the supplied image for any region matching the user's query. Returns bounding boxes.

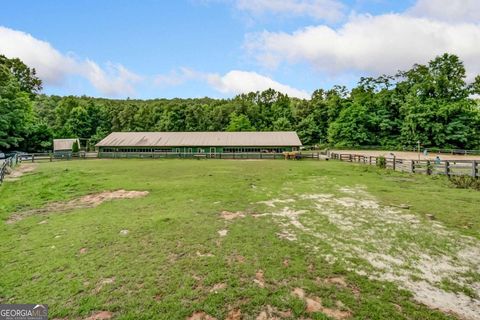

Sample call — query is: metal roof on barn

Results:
[54,138,80,151]
[96,132,302,147]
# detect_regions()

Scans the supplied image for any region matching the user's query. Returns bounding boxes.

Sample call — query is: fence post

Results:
[50,153,53,162]
[444,161,450,177]
[392,156,396,171]
[472,161,477,178]
[411,160,415,173]
[32,154,35,163]
[427,160,431,175]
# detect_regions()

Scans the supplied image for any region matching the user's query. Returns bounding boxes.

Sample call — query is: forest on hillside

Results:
[1,53,480,152]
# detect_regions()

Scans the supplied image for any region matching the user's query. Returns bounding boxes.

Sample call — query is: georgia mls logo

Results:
[0,304,48,320]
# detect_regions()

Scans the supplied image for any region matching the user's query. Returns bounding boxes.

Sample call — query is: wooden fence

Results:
[329,152,479,178]
[98,151,320,160]
[0,154,20,185]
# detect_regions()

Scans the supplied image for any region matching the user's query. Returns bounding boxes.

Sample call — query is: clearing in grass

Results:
[0,159,479,319]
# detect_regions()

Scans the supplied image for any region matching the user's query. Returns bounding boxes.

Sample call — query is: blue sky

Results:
[0,0,478,99]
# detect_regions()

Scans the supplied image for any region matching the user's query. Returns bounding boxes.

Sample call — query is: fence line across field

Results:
[329,152,479,178]
[11,151,322,162]
[0,154,20,185]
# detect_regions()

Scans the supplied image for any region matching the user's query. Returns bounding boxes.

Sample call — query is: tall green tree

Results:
[0,65,34,149]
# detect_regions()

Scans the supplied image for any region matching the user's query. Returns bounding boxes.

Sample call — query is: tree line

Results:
[1,53,479,152]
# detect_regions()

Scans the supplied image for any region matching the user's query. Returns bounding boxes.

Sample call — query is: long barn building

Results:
[96,132,302,156]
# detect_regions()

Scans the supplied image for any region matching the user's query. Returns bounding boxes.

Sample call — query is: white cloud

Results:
[408,0,480,23]
[154,68,310,99]
[206,70,310,98]
[246,12,480,79]
[234,0,345,22]
[0,26,141,97]
[153,67,199,87]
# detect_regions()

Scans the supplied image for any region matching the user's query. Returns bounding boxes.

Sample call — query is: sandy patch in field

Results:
[256,305,292,319]
[254,270,266,288]
[6,190,149,224]
[257,186,480,320]
[196,251,214,257]
[4,163,37,181]
[292,288,352,319]
[226,309,242,320]
[220,211,246,220]
[94,277,115,293]
[83,311,113,320]
[209,283,227,293]
[257,198,295,207]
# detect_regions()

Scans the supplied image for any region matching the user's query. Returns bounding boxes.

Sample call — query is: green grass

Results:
[0,159,479,319]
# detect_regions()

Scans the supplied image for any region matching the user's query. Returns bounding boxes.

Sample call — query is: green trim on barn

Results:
[98,145,296,155]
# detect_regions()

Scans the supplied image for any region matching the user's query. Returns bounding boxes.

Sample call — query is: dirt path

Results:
[4,163,38,181]
[7,190,149,224]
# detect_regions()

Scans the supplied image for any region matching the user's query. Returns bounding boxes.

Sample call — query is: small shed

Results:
[53,139,80,153]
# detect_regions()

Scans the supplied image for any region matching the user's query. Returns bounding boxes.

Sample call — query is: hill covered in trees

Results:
[1,53,480,152]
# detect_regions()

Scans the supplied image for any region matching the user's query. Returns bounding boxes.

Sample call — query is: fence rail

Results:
[329,152,479,178]
[0,154,20,185]
[98,151,320,160]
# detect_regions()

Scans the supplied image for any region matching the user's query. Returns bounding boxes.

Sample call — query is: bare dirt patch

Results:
[226,309,242,320]
[218,229,228,237]
[258,187,480,320]
[4,163,37,181]
[94,277,115,293]
[6,190,149,224]
[196,251,214,258]
[220,211,246,220]
[292,288,352,319]
[227,254,246,266]
[84,311,113,320]
[209,283,227,293]
[256,305,292,320]
[257,198,295,208]
[254,270,265,288]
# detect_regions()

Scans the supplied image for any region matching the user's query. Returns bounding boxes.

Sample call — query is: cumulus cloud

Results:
[154,67,199,87]
[206,70,310,98]
[246,4,480,79]
[408,0,480,23]
[234,0,345,22]
[154,68,310,98]
[0,26,141,97]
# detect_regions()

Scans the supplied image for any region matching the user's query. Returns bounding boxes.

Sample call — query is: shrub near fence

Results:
[329,152,479,178]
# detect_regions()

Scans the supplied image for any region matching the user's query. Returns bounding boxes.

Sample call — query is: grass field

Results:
[1,159,479,320]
